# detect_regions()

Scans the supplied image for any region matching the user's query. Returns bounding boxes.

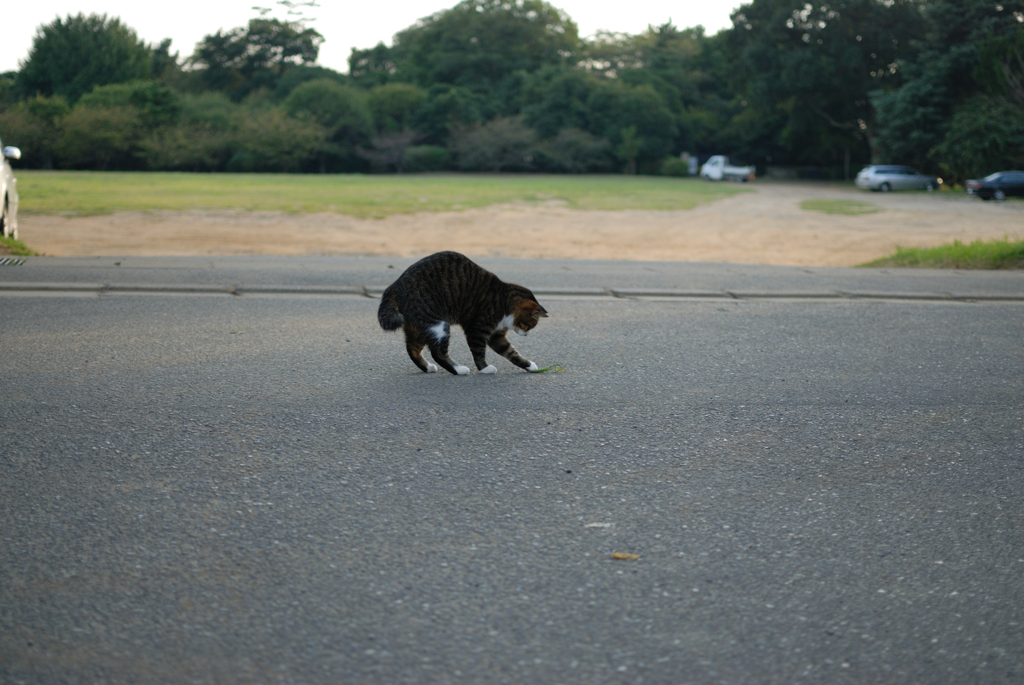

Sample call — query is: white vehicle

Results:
[855,165,941,192]
[1,137,21,239]
[700,155,755,182]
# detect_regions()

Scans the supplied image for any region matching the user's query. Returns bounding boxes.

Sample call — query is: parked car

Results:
[700,155,756,182]
[855,165,941,192]
[965,171,1024,201]
[1,138,21,239]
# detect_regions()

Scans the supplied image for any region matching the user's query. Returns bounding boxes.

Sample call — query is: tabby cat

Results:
[377,251,548,375]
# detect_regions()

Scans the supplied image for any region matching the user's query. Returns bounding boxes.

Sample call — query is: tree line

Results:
[0,0,1021,182]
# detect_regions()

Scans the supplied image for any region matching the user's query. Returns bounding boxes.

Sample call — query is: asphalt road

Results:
[2,257,1023,684]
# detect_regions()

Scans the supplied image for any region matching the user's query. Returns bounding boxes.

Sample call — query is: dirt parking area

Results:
[18,181,1023,266]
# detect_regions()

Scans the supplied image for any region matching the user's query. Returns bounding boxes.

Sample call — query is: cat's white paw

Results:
[454,365,471,376]
[526,361,539,372]
[480,365,497,374]
[425,363,438,373]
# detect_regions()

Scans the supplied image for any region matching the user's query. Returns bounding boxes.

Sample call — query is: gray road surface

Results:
[1,256,1023,684]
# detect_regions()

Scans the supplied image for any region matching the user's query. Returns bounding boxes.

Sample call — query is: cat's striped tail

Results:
[377,291,405,331]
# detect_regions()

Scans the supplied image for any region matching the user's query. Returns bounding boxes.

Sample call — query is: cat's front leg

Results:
[487,331,537,371]
[467,329,497,374]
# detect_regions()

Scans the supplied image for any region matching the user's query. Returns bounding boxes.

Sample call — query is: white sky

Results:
[2,1,744,74]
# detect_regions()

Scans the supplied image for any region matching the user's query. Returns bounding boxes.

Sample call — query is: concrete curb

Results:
[2,281,1022,302]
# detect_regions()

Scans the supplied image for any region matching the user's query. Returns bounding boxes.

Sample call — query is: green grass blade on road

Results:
[800,198,879,215]
[16,171,750,218]
[861,238,1024,269]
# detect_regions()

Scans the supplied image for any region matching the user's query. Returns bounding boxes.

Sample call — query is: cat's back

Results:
[399,251,478,278]
[390,251,494,294]
[382,251,505,323]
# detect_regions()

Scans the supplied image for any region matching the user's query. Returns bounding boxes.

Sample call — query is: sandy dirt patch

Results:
[18,182,1023,266]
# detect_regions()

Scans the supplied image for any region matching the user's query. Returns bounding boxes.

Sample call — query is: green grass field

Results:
[15,171,749,218]
[0,236,35,256]
[800,198,879,215]
[860,238,1024,269]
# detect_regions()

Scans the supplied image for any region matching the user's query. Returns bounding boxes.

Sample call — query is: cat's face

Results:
[512,300,548,336]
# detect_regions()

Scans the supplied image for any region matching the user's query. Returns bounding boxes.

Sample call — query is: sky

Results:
[2,1,744,74]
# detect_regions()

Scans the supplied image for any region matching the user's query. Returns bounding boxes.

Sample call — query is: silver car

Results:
[855,165,941,192]
[1,138,21,240]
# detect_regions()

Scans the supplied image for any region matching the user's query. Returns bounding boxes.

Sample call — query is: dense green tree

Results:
[190,18,323,100]
[273,65,347,100]
[0,72,18,109]
[581,24,734,156]
[8,0,1018,177]
[347,43,398,88]
[930,95,1024,179]
[17,14,152,103]
[584,24,703,110]
[722,0,926,174]
[138,92,240,171]
[873,1,1024,178]
[523,68,676,167]
[78,81,181,128]
[284,79,372,133]
[368,83,428,133]
[151,39,181,81]
[374,0,580,109]
[284,79,373,171]
[412,85,484,145]
[523,69,603,138]
[586,82,677,162]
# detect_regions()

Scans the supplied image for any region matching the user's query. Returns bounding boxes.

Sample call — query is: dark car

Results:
[965,171,1024,201]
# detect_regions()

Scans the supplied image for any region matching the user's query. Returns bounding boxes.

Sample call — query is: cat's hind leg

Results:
[488,331,538,372]
[403,324,437,373]
[425,321,470,376]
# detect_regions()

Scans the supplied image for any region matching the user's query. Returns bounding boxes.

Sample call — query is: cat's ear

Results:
[521,300,548,320]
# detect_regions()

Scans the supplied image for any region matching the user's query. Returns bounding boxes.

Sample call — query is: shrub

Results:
[55,105,142,170]
[226,108,326,172]
[452,116,537,172]
[0,95,69,168]
[138,125,235,171]
[78,80,181,128]
[535,128,611,173]
[404,145,452,172]
[661,156,690,177]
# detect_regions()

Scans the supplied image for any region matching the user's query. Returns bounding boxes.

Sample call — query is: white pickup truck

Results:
[699,155,756,182]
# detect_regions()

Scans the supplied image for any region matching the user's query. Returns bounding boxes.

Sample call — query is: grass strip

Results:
[800,198,879,215]
[14,171,749,218]
[860,238,1024,269]
[0,236,35,256]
